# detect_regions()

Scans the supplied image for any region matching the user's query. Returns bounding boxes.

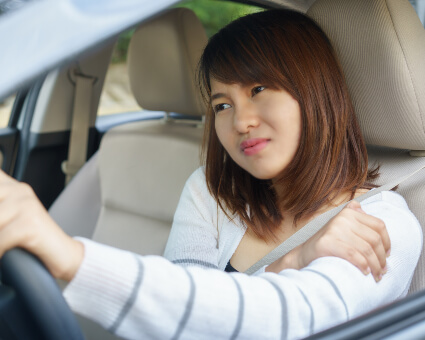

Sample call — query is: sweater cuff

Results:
[63,238,141,331]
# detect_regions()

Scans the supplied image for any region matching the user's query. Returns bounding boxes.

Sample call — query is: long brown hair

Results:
[198,9,378,242]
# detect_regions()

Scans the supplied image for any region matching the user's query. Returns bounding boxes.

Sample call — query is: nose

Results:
[233,100,260,133]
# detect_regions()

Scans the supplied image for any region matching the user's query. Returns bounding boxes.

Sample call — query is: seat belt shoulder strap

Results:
[244,158,425,275]
[62,73,95,185]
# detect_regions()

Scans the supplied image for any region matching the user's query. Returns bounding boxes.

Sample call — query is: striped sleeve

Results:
[64,202,422,340]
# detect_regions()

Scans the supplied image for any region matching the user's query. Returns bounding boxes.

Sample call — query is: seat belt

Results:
[61,71,96,185]
[244,159,425,275]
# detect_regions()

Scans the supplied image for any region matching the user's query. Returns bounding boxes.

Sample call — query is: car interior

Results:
[1,0,425,338]
[49,7,206,257]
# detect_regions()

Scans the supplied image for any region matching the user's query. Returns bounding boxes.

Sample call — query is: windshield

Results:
[0,0,179,101]
[0,0,35,16]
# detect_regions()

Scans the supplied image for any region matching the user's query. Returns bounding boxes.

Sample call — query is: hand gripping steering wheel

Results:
[0,248,85,339]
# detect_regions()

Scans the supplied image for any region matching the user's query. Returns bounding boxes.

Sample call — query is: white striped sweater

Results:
[64,167,422,339]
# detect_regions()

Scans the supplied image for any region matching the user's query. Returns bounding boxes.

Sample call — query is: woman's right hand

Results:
[266,201,390,282]
[0,170,84,282]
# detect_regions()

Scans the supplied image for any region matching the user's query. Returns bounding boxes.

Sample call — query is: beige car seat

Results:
[50,8,207,257]
[49,7,207,339]
[308,0,425,293]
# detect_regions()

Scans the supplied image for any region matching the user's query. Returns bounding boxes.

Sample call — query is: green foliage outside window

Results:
[177,0,263,37]
[111,29,135,63]
[111,0,262,63]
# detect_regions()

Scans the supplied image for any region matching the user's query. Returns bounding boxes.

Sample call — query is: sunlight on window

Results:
[0,94,15,127]
[98,62,140,116]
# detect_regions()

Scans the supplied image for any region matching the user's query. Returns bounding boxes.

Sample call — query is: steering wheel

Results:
[0,248,85,340]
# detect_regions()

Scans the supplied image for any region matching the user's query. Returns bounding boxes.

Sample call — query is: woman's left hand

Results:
[266,201,390,282]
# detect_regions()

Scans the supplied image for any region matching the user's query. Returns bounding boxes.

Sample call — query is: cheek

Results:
[292,114,302,146]
[287,102,302,144]
[214,116,231,149]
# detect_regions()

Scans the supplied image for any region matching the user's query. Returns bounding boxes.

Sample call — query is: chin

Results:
[246,169,277,180]
[237,161,281,180]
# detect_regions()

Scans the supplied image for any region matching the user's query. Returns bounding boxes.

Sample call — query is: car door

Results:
[0,44,114,209]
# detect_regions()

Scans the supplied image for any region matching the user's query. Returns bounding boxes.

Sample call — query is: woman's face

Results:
[211,79,302,180]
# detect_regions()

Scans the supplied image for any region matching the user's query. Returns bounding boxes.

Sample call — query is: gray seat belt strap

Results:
[244,159,425,275]
[61,73,95,185]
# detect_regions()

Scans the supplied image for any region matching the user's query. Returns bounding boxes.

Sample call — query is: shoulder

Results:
[361,190,415,217]
[184,166,207,192]
[177,167,210,203]
[361,190,408,208]
[175,166,216,220]
[300,191,422,314]
[360,190,422,253]
[360,190,419,225]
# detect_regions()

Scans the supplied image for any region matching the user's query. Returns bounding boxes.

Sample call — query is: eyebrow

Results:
[210,93,226,101]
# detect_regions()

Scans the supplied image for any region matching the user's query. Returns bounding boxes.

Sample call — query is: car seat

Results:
[308,0,425,293]
[48,7,207,339]
[50,8,207,257]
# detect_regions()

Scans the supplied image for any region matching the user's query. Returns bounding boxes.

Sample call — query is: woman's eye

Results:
[252,86,266,96]
[213,103,231,114]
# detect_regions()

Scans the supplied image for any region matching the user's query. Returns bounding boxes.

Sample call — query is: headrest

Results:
[128,8,207,116]
[308,0,425,150]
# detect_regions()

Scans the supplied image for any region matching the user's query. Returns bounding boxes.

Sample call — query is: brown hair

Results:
[198,9,378,242]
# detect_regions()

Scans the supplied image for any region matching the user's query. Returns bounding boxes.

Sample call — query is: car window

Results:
[0,93,15,127]
[177,0,263,37]
[0,0,33,16]
[96,0,263,118]
[410,0,425,26]
[97,32,140,117]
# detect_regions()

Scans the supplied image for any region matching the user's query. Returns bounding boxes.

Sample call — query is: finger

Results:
[345,200,362,210]
[352,223,387,269]
[335,237,384,282]
[331,242,370,275]
[0,182,35,227]
[342,206,391,254]
[338,205,391,254]
[352,212,391,255]
[0,218,33,258]
[0,169,17,184]
[346,200,364,213]
[357,236,385,281]
[0,198,19,230]
[0,179,25,203]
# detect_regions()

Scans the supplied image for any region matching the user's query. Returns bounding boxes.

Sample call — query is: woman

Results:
[0,9,421,340]
[164,9,397,280]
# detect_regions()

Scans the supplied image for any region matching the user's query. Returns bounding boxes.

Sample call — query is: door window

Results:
[0,94,15,127]
[97,0,263,118]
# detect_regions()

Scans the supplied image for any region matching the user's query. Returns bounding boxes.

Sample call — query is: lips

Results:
[240,138,270,156]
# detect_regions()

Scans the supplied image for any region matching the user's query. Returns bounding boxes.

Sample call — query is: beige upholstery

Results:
[91,8,206,255]
[93,121,203,254]
[51,8,207,258]
[308,0,425,293]
[308,0,425,151]
[50,8,207,338]
[128,8,207,116]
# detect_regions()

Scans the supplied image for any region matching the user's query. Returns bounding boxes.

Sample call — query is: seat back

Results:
[50,8,207,256]
[308,0,425,293]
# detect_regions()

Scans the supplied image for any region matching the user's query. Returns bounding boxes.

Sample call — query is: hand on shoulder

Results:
[266,201,390,282]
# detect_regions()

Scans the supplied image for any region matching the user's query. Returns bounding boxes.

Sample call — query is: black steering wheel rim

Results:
[0,248,85,340]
